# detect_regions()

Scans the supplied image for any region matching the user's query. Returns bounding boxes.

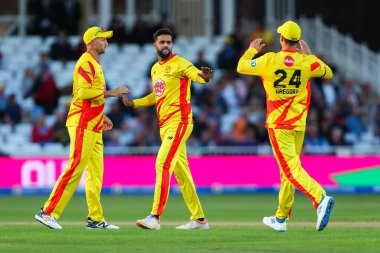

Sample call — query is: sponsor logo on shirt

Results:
[284,56,294,67]
[154,78,166,96]
[164,66,171,76]
[250,59,257,67]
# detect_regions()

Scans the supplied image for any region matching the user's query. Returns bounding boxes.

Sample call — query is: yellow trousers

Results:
[151,122,205,220]
[268,128,325,219]
[43,127,105,221]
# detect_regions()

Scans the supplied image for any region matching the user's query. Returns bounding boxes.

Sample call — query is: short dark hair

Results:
[153,28,174,41]
[283,37,299,46]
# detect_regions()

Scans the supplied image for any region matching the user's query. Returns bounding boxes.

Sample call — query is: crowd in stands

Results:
[0,9,379,155]
[28,0,82,37]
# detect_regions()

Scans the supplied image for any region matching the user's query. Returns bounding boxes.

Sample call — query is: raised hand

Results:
[249,38,266,53]
[299,40,312,55]
[198,67,213,82]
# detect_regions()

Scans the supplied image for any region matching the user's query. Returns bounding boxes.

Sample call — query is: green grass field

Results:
[1,194,379,253]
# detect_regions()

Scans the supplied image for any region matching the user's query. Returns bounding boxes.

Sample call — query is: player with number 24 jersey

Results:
[237,21,335,232]
[237,46,332,131]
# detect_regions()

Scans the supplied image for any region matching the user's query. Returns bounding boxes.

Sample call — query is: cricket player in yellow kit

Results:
[35,26,129,229]
[237,21,335,232]
[121,28,212,230]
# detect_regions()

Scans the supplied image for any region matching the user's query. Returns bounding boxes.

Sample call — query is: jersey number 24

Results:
[274,69,301,88]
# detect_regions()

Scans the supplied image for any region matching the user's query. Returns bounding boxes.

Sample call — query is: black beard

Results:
[157,48,171,59]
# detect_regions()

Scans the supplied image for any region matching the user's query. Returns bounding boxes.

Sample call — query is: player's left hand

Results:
[198,67,212,82]
[112,86,130,97]
[103,115,113,131]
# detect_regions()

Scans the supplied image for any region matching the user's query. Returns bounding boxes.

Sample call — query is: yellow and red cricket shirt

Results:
[66,51,106,132]
[133,54,207,127]
[237,48,333,131]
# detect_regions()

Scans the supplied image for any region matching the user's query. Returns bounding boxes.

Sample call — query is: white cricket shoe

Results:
[176,219,209,230]
[136,215,160,230]
[86,218,120,229]
[316,195,335,231]
[35,208,62,229]
[262,216,286,232]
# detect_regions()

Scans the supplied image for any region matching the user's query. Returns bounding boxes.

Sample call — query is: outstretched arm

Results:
[104,86,129,98]
[182,60,212,84]
[119,94,135,107]
[120,91,156,108]
[76,61,128,100]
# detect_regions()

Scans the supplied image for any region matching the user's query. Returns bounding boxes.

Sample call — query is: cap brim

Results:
[96,30,113,39]
[276,25,283,34]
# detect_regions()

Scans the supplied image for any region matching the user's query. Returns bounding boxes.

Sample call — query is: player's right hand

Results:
[119,94,134,107]
[249,38,265,52]
[299,40,312,55]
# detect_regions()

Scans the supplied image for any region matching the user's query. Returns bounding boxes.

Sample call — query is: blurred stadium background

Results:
[0,0,379,195]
